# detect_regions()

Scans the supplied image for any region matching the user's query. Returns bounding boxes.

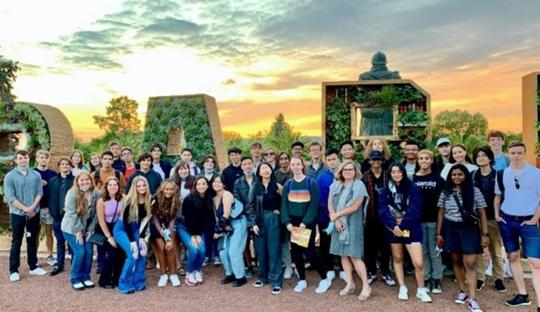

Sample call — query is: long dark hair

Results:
[444,163,474,212]
[253,161,278,195]
[171,161,195,190]
[388,164,412,208]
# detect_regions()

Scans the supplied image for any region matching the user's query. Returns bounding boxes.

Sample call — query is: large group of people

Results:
[3,130,540,312]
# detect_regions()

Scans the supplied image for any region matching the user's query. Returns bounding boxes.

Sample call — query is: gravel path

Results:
[0,256,535,312]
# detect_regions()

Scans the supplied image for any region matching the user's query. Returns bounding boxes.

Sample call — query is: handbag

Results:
[88,233,106,246]
[452,193,479,225]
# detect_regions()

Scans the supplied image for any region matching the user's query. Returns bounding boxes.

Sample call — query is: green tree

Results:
[264,113,304,152]
[0,53,21,112]
[93,96,141,135]
[432,110,488,139]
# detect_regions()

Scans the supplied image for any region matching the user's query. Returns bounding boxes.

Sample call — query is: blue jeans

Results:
[422,222,443,279]
[499,212,540,258]
[254,210,283,287]
[113,221,146,293]
[63,232,93,284]
[52,219,65,268]
[176,223,206,272]
[219,216,247,279]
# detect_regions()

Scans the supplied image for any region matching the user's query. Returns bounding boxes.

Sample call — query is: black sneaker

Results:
[49,266,64,276]
[232,277,247,287]
[272,286,282,295]
[220,275,235,285]
[367,272,376,285]
[424,279,432,293]
[431,279,442,294]
[476,279,485,291]
[505,294,531,307]
[494,279,506,293]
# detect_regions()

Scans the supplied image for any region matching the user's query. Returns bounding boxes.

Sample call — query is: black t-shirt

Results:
[35,168,57,208]
[474,170,496,220]
[413,172,444,223]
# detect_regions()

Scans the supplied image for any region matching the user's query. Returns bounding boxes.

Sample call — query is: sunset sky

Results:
[1,0,539,141]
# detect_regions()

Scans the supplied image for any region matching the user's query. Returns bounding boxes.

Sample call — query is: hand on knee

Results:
[508,253,520,263]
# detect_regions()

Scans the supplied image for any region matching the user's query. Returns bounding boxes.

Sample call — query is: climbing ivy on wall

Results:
[142,96,215,162]
[325,96,351,152]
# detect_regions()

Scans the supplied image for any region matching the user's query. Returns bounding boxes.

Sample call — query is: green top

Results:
[281,177,320,226]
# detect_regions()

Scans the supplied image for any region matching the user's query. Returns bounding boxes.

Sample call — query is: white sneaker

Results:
[283,266,293,279]
[9,272,20,282]
[416,287,432,303]
[339,271,346,281]
[398,285,409,300]
[158,274,168,287]
[194,271,203,283]
[294,280,307,293]
[315,278,332,294]
[29,267,47,276]
[170,274,181,287]
[185,273,197,286]
[326,270,336,281]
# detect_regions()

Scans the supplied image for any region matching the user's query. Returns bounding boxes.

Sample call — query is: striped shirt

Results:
[437,187,486,222]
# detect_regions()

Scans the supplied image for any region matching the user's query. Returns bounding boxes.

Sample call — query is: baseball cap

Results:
[369,151,384,160]
[436,137,451,147]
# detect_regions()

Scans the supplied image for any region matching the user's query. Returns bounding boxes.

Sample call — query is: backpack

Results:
[496,169,505,204]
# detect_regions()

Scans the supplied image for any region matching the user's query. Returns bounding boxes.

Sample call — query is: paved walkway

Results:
[0,255,535,312]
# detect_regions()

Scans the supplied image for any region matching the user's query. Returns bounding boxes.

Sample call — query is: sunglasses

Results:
[514,176,520,190]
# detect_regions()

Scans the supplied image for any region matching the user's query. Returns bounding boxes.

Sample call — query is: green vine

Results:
[325,96,351,151]
[142,96,215,164]
[398,110,430,141]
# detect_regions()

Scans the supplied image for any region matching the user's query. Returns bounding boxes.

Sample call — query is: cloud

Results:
[140,17,203,35]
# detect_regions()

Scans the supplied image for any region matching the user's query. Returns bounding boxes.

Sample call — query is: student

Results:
[95,176,124,288]
[92,151,127,192]
[250,142,263,168]
[434,137,452,175]
[200,155,220,266]
[171,161,196,201]
[247,162,283,294]
[328,160,370,300]
[150,179,181,288]
[487,130,510,171]
[89,153,101,174]
[440,144,478,179]
[361,137,393,173]
[316,148,341,282]
[291,141,305,159]
[121,147,137,180]
[471,147,506,292]
[494,142,540,311]
[180,148,201,176]
[263,147,277,170]
[379,164,432,303]
[222,147,244,192]
[109,141,126,174]
[70,150,89,177]
[281,156,329,293]
[214,175,247,287]
[275,152,292,187]
[48,157,75,276]
[233,156,256,278]
[363,151,395,286]
[5,150,47,282]
[340,141,355,161]
[402,141,420,180]
[307,142,325,179]
[34,149,57,266]
[61,172,100,290]
[178,176,214,286]
[437,164,489,312]
[127,153,162,195]
[413,150,444,293]
[114,175,152,294]
[150,143,172,180]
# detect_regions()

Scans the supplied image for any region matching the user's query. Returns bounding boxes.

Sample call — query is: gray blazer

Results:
[61,189,100,235]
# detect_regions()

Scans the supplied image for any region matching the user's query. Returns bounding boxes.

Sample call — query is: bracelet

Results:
[482,232,490,237]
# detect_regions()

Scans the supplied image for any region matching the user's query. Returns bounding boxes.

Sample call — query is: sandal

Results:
[358,287,372,301]
[177,267,186,276]
[339,284,356,296]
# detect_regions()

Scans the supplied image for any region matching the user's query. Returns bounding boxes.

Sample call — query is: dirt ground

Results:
[0,255,536,312]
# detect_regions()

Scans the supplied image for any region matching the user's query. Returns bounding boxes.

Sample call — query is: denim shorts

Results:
[498,212,540,258]
[443,219,481,254]
[40,209,53,225]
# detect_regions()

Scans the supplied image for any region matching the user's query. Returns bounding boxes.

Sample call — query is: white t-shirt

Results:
[153,163,165,180]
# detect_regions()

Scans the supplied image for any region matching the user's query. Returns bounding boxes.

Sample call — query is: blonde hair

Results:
[417,149,434,160]
[71,172,95,216]
[123,176,152,223]
[334,160,362,182]
[36,149,50,158]
[363,138,391,160]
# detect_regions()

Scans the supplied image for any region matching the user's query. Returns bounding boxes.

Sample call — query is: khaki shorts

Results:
[40,208,54,225]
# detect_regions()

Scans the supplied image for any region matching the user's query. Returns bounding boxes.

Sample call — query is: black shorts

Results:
[443,220,481,254]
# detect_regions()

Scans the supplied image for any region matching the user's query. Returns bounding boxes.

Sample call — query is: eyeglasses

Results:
[342,168,355,172]
[514,176,520,189]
